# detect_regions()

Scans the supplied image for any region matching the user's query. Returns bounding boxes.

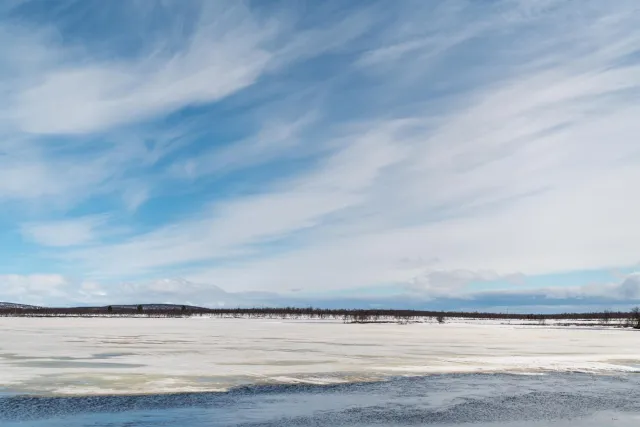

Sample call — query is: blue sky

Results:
[1,0,640,310]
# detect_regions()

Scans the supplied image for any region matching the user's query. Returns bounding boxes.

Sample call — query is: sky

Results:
[1,0,640,311]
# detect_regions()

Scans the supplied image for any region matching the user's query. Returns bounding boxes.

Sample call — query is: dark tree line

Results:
[629,307,640,329]
[0,305,639,327]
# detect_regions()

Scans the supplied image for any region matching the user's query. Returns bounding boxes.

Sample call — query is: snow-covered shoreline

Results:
[1,313,634,329]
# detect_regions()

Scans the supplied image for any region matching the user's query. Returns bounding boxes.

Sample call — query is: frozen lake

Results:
[1,317,638,395]
[1,318,639,426]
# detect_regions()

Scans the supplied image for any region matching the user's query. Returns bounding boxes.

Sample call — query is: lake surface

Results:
[1,318,638,425]
[1,317,638,395]
[1,373,639,426]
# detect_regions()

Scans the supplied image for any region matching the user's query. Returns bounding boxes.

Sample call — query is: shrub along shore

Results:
[1,305,639,328]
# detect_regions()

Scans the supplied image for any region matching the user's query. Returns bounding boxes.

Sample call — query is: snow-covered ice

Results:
[0,317,638,395]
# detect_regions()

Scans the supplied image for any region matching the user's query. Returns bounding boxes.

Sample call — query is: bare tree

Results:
[631,307,640,329]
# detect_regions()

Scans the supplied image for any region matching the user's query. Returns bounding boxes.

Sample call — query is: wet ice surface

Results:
[1,373,639,426]
[1,317,639,395]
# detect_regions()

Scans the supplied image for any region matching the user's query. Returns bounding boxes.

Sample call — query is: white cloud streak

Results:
[20,215,109,247]
[0,274,69,305]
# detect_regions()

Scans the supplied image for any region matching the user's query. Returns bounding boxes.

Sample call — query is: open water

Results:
[1,373,638,426]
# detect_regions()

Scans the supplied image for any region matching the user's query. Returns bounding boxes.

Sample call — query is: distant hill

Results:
[0,302,209,311]
[97,304,208,310]
[0,302,41,309]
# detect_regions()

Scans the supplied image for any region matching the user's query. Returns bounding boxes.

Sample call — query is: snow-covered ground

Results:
[0,317,638,396]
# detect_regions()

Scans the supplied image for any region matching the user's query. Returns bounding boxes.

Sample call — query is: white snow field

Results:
[0,317,638,395]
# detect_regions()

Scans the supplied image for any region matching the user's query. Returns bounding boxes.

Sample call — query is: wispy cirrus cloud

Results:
[1,2,273,135]
[1,0,640,307]
[170,110,320,179]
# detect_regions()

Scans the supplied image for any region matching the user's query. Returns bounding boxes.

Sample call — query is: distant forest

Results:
[1,305,639,328]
